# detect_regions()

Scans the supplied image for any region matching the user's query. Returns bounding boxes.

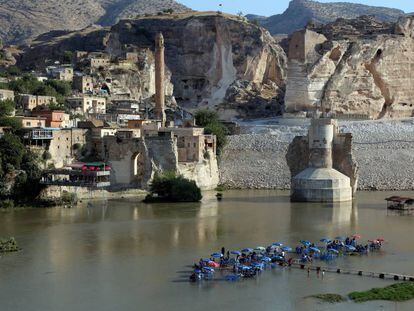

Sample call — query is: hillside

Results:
[247,0,404,34]
[0,0,190,45]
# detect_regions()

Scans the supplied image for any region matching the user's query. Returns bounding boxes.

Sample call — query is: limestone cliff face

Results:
[106,13,287,119]
[18,13,287,119]
[285,16,414,119]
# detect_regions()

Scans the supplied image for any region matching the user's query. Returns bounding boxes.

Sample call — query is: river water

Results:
[1,190,414,311]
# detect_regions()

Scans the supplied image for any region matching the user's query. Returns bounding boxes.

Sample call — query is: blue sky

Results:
[178,0,414,16]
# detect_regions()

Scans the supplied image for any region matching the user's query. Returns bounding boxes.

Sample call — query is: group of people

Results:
[189,235,385,282]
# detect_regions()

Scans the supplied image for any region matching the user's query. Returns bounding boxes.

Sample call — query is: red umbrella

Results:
[352,234,361,239]
[377,237,385,242]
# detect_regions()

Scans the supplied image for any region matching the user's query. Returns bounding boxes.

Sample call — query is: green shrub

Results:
[0,237,19,252]
[0,199,14,209]
[145,171,202,203]
[349,283,414,302]
[0,99,15,117]
[309,294,346,303]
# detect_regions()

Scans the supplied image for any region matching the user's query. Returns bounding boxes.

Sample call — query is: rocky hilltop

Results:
[284,15,414,119]
[18,12,287,120]
[0,0,190,45]
[248,0,404,35]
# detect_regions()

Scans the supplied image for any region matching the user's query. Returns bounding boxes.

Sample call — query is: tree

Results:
[63,50,73,64]
[195,109,228,154]
[145,171,202,202]
[195,109,220,127]
[204,122,228,153]
[0,99,15,117]
[0,117,22,132]
[0,133,24,171]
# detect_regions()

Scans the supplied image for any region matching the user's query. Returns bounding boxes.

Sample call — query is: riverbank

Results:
[219,118,414,190]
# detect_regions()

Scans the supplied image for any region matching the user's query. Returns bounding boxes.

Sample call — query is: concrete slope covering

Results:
[0,0,190,44]
[248,0,404,35]
[284,16,414,119]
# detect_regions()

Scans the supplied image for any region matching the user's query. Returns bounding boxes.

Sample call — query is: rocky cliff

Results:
[18,12,288,120]
[285,16,414,119]
[248,0,404,35]
[107,12,287,119]
[0,0,190,45]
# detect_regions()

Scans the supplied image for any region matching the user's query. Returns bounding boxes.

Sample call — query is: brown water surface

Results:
[0,190,413,310]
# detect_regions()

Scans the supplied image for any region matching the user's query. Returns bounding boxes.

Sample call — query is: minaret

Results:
[155,32,166,126]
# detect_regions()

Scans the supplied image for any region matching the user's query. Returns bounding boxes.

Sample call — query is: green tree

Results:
[145,171,202,202]
[0,133,24,171]
[0,117,22,132]
[63,50,73,63]
[195,109,220,127]
[195,109,228,154]
[0,99,15,117]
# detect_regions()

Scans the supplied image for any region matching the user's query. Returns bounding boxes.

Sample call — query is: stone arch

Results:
[132,152,145,182]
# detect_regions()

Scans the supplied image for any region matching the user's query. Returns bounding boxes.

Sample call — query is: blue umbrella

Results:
[211,252,222,258]
[335,236,346,241]
[202,258,211,262]
[281,246,292,252]
[320,238,331,243]
[300,240,311,246]
[240,265,251,270]
[231,251,241,256]
[345,245,356,251]
[272,242,283,247]
[273,255,285,261]
[262,256,272,262]
[241,248,253,253]
[203,267,215,273]
[194,269,202,273]
[328,248,339,254]
[309,247,320,253]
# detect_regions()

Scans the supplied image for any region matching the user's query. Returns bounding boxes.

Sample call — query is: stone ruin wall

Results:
[286,132,358,194]
[101,136,219,190]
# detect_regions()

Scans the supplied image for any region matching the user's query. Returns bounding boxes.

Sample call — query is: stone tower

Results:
[155,32,166,126]
[290,118,353,202]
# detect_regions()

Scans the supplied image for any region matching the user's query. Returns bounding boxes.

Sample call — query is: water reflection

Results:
[1,190,414,311]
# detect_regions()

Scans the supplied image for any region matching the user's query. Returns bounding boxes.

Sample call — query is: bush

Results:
[0,199,14,209]
[349,283,414,302]
[0,117,22,132]
[145,171,202,203]
[0,237,19,252]
[0,133,24,171]
[0,99,15,117]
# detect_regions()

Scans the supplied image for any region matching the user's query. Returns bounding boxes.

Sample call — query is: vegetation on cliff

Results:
[144,171,202,203]
[308,294,346,303]
[195,110,228,154]
[0,105,43,207]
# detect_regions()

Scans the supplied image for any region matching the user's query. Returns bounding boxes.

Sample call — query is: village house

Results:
[0,89,14,101]
[31,110,71,128]
[47,65,74,81]
[19,94,56,111]
[23,128,88,168]
[73,75,93,93]
[15,116,46,128]
[66,96,106,115]
[161,127,217,163]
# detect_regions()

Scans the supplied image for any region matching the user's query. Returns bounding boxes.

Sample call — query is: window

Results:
[193,143,196,148]
[26,122,30,126]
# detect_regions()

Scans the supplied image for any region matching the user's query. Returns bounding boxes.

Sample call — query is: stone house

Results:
[31,110,71,128]
[24,128,88,168]
[73,75,93,93]
[47,66,74,81]
[15,116,46,128]
[0,89,14,101]
[19,94,56,111]
[66,96,106,115]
